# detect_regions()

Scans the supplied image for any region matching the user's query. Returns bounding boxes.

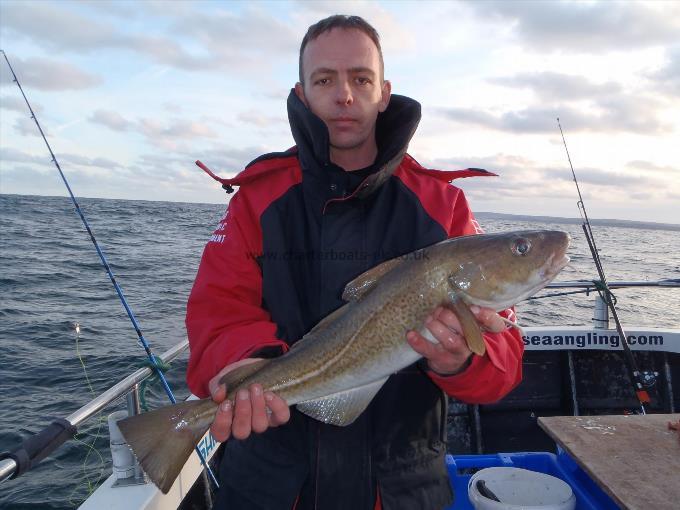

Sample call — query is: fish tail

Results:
[117,398,216,494]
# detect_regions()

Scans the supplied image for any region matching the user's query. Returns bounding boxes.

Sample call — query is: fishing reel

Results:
[639,370,658,388]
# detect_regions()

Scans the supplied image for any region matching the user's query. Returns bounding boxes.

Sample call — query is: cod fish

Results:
[118,230,570,493]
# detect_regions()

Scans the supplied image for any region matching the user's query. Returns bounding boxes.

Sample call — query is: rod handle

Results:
[0,418,76,479]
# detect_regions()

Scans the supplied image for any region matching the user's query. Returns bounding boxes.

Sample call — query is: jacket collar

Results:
[287,90,421,198]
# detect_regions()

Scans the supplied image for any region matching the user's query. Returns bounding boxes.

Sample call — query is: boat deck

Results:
[539,414,680,510]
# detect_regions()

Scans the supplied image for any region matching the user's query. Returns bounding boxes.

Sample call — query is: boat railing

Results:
[544,278,679,289]
[539,279,679,329]
[0,339,189,485]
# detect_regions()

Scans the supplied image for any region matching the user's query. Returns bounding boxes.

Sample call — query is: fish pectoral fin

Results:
[446,295,487,356]
[342,257,404,301]
[296,377,388,426]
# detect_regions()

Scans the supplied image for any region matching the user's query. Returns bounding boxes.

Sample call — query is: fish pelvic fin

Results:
[117,398,216,494]
[296,377,388,426]
[447,295,487,356]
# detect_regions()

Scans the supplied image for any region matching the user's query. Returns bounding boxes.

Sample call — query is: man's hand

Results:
[208,358,290,442]
[406,305,506,375]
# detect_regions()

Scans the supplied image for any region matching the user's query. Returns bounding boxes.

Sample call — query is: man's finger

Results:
[265,392,290,427]
[470,305,506,333]
[407,330,441,359]
[436,307,463,332]
[249,384,269,434]
[210,400,233,443]
[231,389,253,440]
[210,382,227,403]
[423,316,463,351]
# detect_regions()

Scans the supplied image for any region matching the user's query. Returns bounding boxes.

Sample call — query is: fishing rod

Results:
[557,117,652,415]
[0,50,218,490]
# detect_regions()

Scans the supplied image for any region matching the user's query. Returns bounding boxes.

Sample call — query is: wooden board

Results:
[538,414,680,510]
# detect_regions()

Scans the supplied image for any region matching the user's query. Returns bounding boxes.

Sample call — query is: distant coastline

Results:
[2,193,679,232]
[476,211,680,232]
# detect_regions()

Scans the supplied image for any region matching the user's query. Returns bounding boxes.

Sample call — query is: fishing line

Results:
[69,322,106,504]
[1,50,219,490]
[557,117,651,414]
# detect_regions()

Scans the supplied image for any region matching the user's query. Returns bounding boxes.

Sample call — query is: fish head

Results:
[441,230,570,310]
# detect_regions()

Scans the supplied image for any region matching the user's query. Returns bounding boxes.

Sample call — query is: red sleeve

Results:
[427,191,525,403]
[185,191,288,398]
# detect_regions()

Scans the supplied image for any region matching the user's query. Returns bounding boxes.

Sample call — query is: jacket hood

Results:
[287,90,421,198]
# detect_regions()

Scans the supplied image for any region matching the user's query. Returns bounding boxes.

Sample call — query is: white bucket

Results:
[468,467,576,510]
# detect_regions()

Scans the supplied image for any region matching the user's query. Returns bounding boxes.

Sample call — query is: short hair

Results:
[298,15,384,84]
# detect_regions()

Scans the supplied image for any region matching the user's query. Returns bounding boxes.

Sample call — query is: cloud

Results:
[625,160,678,173]
[137,144,269,175]
[625,160,680,183]
[174,6,299,59]
[490,72,622,102]
[86,108,223,150]
[0,56,102,91]
[466,0,680,52]
[425,153,676,204]
[59,153,122,171]
[192,145,272,173]
[13,117,46,137]
[0,145,121,171]
[1,2,212,70]
[0,2,295,73]
[0,3,126,52]
[236,109,287,128]
[138,118,217,140]
[0,147,49,165]
[647,46,680,97]
[436,72,671,135]
[89,110,132,132]
[0,95,44,114]
[436,99,669,135]
[80,0,140,19]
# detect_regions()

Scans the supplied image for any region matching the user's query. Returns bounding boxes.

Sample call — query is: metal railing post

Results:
[126,385,142,417]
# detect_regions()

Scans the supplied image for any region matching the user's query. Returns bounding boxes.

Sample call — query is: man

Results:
[186,15,523,510]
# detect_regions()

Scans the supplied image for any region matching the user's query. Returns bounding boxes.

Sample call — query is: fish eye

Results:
[512,238,531,256]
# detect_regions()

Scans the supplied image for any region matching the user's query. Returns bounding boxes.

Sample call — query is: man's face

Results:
[296,28,391,154]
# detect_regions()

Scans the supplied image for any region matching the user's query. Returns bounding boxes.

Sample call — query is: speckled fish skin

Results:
[226,230,570,407]
[118,230,570,494]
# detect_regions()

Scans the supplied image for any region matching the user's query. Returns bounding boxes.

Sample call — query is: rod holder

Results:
[109,410,146,488]
[593,294,609,329]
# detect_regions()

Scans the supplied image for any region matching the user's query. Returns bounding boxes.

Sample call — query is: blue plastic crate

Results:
[445,450,618,510]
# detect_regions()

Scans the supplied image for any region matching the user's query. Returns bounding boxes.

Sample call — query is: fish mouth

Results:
[545,252,570,279]
[513,252,571,304]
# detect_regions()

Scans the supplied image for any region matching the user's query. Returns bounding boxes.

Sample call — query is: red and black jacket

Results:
[186,92,523,510]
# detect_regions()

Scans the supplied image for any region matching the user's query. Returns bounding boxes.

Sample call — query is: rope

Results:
[138,359,172,412]
[592,279,618,306]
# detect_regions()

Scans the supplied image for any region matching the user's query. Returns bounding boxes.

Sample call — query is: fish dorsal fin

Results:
[342,258,404,301]
[307,302,352,336]
[446,293,486,356]
[296,377,388,426]
[218,358,271,389]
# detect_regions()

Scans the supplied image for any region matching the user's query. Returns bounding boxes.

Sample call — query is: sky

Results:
[1,0,679,223]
